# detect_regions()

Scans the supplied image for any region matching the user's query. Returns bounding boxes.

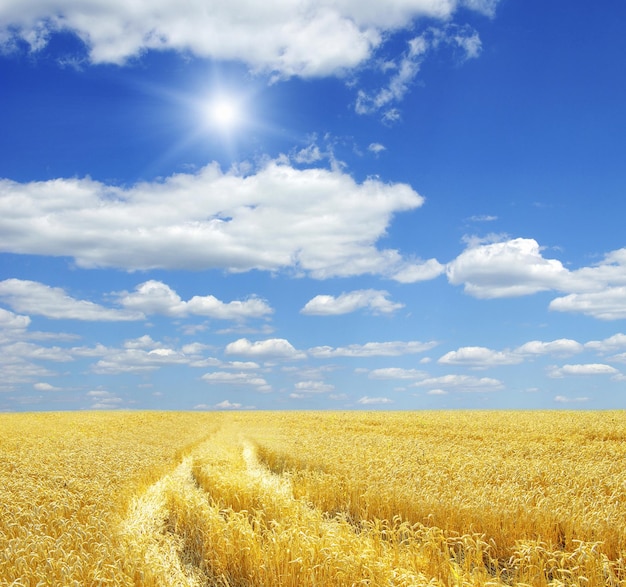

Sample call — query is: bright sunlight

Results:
[205,94,243,133]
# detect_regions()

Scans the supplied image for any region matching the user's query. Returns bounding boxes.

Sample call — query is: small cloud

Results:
[554,395,589,404]
[329,393,348,401]
[466,214,497,222]
[301,289,403,316]
[357,396,394,405]
[293,143,324,164]
[0,279,142,321]
[201,371,268,387]
[33,382,61,392]
[585,333,626,353]
[368,143,386,155]
[309,340,437,358]
[426,389,448,395]
[438,346,521,367]
[86,390,124,409]
[294,380,335,393]
[412,374,504,392]
[368,368,426,380]
[548,363,619,378]
[225,337,305,359]
[214,400,243,410]
[382,108,401,124]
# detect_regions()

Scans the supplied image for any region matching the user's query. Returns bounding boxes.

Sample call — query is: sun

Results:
[204,94,244,133]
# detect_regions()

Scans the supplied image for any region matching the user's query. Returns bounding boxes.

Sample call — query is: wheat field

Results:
[1,411,625,586]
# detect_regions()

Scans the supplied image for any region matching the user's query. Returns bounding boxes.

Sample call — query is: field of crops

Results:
[1,411,625,586]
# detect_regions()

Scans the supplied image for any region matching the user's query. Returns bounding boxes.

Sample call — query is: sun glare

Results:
[205,94,243,133]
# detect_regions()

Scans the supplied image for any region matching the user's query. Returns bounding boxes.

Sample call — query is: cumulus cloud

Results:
[438,346,522,367]
[466,214,497,222]
[437,338,584,368]
[549,287,626,321]
[225,337,305,359]
[0,307,31,330]
[554,395,589,404]
[412,374,504,392]
[516,339,584,356]
[87,390,124,409]
[294,380,335,393]
[201,371,269,388]
[0,162,438,281]
[446,238,569,298]
[357,396,394,405]
[309,340,438,358]
[368,143,386,154]
[585,333,626,353]
[301,289,403,316]
[389,258,445,283]
[213,400,243,409]
[0,279,142,321]
[548,363,620,378]
[2,342,74,363]
[92,347,189,374]
[0,0,496,77]
[447,238,626,320]
[33,382,61,391]
[117,280,272,320]
[368,368,426,379]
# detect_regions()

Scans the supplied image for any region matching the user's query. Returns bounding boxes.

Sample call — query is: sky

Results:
[1,0,625,412]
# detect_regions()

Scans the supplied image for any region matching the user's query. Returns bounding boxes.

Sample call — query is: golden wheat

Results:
[1,410,624,586]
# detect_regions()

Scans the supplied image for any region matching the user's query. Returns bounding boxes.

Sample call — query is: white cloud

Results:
[466,214,497,222]
[356,25,482,117]
[309,340,438,358]
[92,347,188,374]
[301,289,403,316]
[0,307,31,330]
[368,143,386,154]
[293,144,324,164]
[124,335,158,350]
[438,346,522,367]
[585,333,626,353]
[448,239,626,321]
[225,337,305,359]
[357,396,394,405]
[412,374,504,392]
[356,35,428,116]
[548,363,620,378]
[0,162,435,281]
[446,238,569,298]
[0,279,142,321]
[87,390,124,409]
[201,372,269,387]
[368,368,426,379]
[390,258,446,283]
[554,395,589,404]
[213,400,243,409]
[516,339,584,356]
[549,287,626,321]
[294,380,335,393]
[0,356,55,389]
[117,280,272,320]
[2,342,74,362]
[437,338,584,368]
[0,0,495,76]
[33,382,61,391]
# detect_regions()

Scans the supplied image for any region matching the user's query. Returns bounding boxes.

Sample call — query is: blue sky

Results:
[1,0,625,411]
